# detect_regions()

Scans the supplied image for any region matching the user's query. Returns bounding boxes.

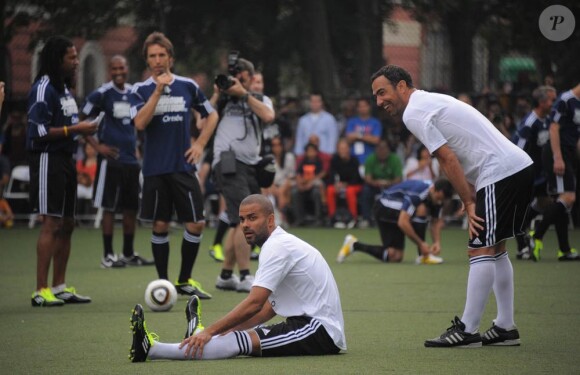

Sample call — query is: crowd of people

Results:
[0,30,577,364]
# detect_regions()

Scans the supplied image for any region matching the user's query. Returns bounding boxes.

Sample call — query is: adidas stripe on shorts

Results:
[255,316,340,357]
[468,165,533,249]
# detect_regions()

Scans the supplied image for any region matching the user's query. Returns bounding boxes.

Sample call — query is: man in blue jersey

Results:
[511,86,557,259]
[82,55,154,269]
[337,179,453,264]
[530,83,580,261]
[130,32,218,299]
[27,36,97,306]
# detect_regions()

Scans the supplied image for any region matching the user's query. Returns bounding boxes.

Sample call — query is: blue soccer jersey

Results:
[82,82,137,164]
[27,75,79,153]
[513,111,549,182]
[550,90,580,148]
[129,75,214,176]
[379,179,431,216]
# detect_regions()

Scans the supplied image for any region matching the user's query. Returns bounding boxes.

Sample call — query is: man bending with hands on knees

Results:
[129,194,346,361]
[371,65,533,347]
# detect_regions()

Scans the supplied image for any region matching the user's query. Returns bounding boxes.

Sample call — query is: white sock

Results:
[149,331,252,360]
[461,255,495,333]
[51,284,66,294]
[493,252,515,329]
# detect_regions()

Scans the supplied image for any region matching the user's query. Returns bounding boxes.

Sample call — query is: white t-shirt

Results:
[403,90,532,191]
[253,227,347,350]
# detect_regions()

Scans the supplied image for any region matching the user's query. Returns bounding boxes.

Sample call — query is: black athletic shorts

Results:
[543,145,577,195]
[213,160,260,225]
[93,158,140,212]
[468,165,533,249]
[28,152,76,218]
[140,171,204,223]
[255,316,340,357]
[373,202,405,250]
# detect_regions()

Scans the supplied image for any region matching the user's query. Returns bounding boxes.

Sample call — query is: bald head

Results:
[240,194,274,216]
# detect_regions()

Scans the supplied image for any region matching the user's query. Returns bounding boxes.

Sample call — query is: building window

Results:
[78,41,106,98]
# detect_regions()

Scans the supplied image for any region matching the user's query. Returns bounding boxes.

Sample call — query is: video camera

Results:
[214,50,241,90]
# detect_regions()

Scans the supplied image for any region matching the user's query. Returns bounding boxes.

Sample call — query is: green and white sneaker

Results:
[558,248,579,261]
[184,295,204,339]
[54,286,92,304]
[31,288,65,307]
[129,304,158,362]
[531,238,543,261]
[175,278,212,299]
[209,244,225,262]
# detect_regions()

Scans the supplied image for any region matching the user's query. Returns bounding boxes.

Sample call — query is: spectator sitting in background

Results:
[344,97,382,166]
[295,134,331,173]
[326,139,363,228]
[262,136,295,227]
[403,144,439,181]
[76,142,97,200]
[291,143,326,226]
[359,140,402,228]
[293,93,338,157]
[2,107,28,167]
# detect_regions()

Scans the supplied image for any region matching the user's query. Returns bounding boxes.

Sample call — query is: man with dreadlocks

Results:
[27,36,98,307]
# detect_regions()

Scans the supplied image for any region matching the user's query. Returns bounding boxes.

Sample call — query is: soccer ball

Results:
[144,279,178,312]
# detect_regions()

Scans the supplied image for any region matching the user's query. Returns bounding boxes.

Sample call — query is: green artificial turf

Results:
[1,225,579,374]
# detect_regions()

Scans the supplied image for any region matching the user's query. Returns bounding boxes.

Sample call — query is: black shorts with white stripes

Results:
[468,165,533,249]
[28,152,76,218]
[140,171,204,223]
[255,316,340,357]
[93,158,140,212]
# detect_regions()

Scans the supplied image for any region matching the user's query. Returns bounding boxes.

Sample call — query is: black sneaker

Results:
[101,254,126,269]
[174,279,212,299]
[184,295,204,339]
[129,304,156,362]
[54,286,92,304]
[482,323,520,346]
[424,316,482,348]
[250,246,261,261]
[121,253,155,266]
[558,249,579,261]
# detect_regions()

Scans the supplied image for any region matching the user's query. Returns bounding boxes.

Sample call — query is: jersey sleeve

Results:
[404,113,447,155]
[82,89,104,117]
[27,87,56,138]
[253,242,295,292]
[189,84,214,118]
[129,86,146,120]
[549,97,568,125]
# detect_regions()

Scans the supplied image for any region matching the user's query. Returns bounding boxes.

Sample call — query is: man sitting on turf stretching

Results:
[129,194,346,361]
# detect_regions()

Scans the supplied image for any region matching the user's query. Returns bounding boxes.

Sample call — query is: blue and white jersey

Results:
[27,75,79,153]
[82,82,137,164]
[513,110,549,183]
[549,89,580,148]
[379,179,432,216]
[129,75,214,176]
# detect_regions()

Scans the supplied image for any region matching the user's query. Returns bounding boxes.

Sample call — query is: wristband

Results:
[63,126,69,137]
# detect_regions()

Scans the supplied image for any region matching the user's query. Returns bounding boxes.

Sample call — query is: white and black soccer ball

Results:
[144,279,178,312]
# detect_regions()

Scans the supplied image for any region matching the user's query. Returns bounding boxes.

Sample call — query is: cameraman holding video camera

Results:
[210,52,275,293]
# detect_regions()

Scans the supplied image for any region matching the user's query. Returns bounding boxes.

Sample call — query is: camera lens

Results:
[215,74,234,90]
